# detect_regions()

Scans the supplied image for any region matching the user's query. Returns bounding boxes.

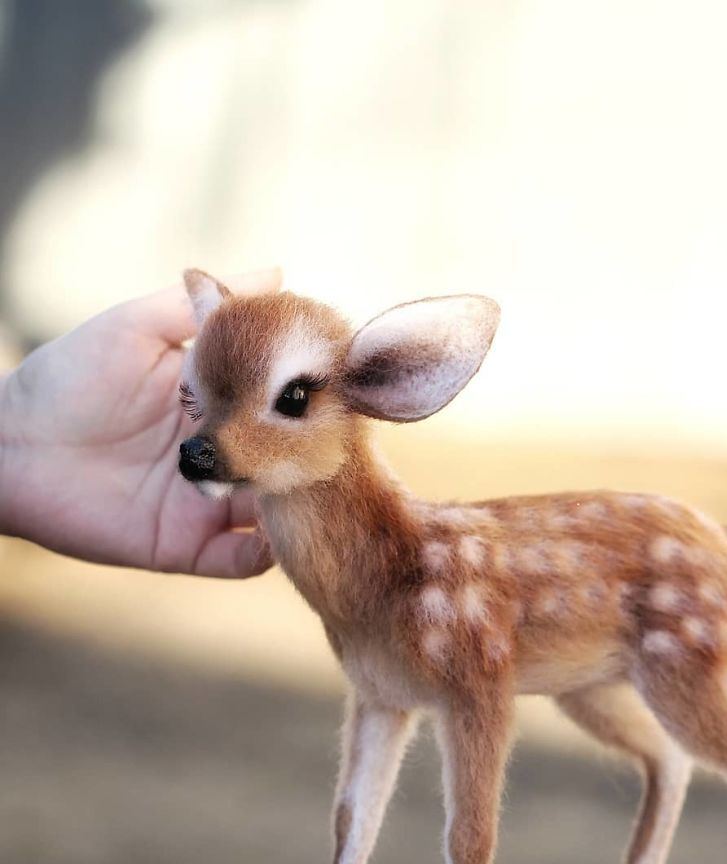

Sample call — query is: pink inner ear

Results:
[344,295,500,423]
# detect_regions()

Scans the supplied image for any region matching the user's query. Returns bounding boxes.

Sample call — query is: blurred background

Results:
[1,0,727,861]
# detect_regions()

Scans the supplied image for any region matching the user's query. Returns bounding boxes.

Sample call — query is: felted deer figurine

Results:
[177,268,727,864]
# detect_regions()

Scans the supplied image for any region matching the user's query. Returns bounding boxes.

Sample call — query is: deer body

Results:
[178,269,727,864]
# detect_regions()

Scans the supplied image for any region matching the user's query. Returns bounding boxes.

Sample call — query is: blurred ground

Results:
[1,430,726,862]
[0,615,724,864]
[2,2,727,859]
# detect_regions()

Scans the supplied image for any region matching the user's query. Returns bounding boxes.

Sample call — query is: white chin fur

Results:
[196,481,234,500]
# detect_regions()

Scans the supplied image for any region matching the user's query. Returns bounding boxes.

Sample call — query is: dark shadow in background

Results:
[0,0,152,331]
[0,615,723,864]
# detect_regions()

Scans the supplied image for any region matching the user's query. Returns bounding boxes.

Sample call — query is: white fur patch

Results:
[622,493,653,511]
[577,500,608,520]
[536,590,562,616]
[196,480,234,500]
[556,540,589,570]
[547,511,577,531]
[422,541,450,574]
[618,582,634,604]
[422,628,450,662]
[698,581,726,608]
[459,583,488,624]
[492,544,513,575]
[264,323,333,418]
[642,630,680,655]
[517,543,550,575]
[682,617,711,645]
[649,582,681,612]
[437,505,497,530]
[459,535,487,568]
[263,460,308,495]
[345,295,500,422]
[579,581,607,605]
[650,536,684,565]
[420,586,456,624]
[487,636,510,663]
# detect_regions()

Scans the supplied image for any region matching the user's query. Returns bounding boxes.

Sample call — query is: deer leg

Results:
[434,688,515,864]
[557,683,692,864]
[332,694,416,864]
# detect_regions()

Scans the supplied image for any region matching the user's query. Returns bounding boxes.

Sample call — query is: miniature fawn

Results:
[178,269,727,864]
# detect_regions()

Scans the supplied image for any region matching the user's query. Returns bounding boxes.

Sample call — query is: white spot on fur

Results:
[420,585,456,624]
[488,636,510,663]
[197,480,234,500]
[422,628,450,662]
[579,581,607,605]
[265,324,333,416]
[459,535,486,568]
[556,540,589,570]
[577,500,607,520]
[438,505,497,530]
[547,511,576,531]
[618,582,634,604]
[622,494,650,511]
[422,541,450,574]
[517,544,550,575]
[649,582,681,612]
[263,460,308,495]
[459,583,488,624]
[536,590,562,616]
[642,630,680,655]
[699,581,726,608]
[650,536,684,565]
[492,544,513,575]
[682,617,711,645]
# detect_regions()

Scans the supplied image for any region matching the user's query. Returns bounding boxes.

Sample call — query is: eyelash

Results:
[274,374,330,419]
[178,375,329,422]
[179,382,203,422]
[296,374,329,392]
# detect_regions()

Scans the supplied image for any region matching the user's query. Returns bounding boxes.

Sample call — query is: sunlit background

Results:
[1,1,727,862]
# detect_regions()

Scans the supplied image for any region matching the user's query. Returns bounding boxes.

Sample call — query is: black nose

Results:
[179,436,216,481]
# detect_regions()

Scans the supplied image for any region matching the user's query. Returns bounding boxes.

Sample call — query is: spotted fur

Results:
[180,270,727,864]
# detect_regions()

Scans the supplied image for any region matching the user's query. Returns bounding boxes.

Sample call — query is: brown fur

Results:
[180,274,727,864]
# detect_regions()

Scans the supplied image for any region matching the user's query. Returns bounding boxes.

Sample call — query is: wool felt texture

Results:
[178,269,727,864]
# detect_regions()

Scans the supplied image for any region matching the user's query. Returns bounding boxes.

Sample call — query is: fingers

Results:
[191,526,275,579]
[131,267,284,346]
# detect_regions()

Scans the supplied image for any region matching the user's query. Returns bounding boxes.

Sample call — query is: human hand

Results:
[0,271,282,578]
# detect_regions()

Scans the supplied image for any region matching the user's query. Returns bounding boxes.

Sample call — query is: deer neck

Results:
[258,427,419,626]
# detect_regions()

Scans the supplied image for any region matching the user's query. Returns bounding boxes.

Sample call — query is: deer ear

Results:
[183,268,231,327]
[344,295,500,422]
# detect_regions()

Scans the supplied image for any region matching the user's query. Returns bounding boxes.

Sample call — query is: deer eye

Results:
[274,375,329,419]
[275,381,310,417]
